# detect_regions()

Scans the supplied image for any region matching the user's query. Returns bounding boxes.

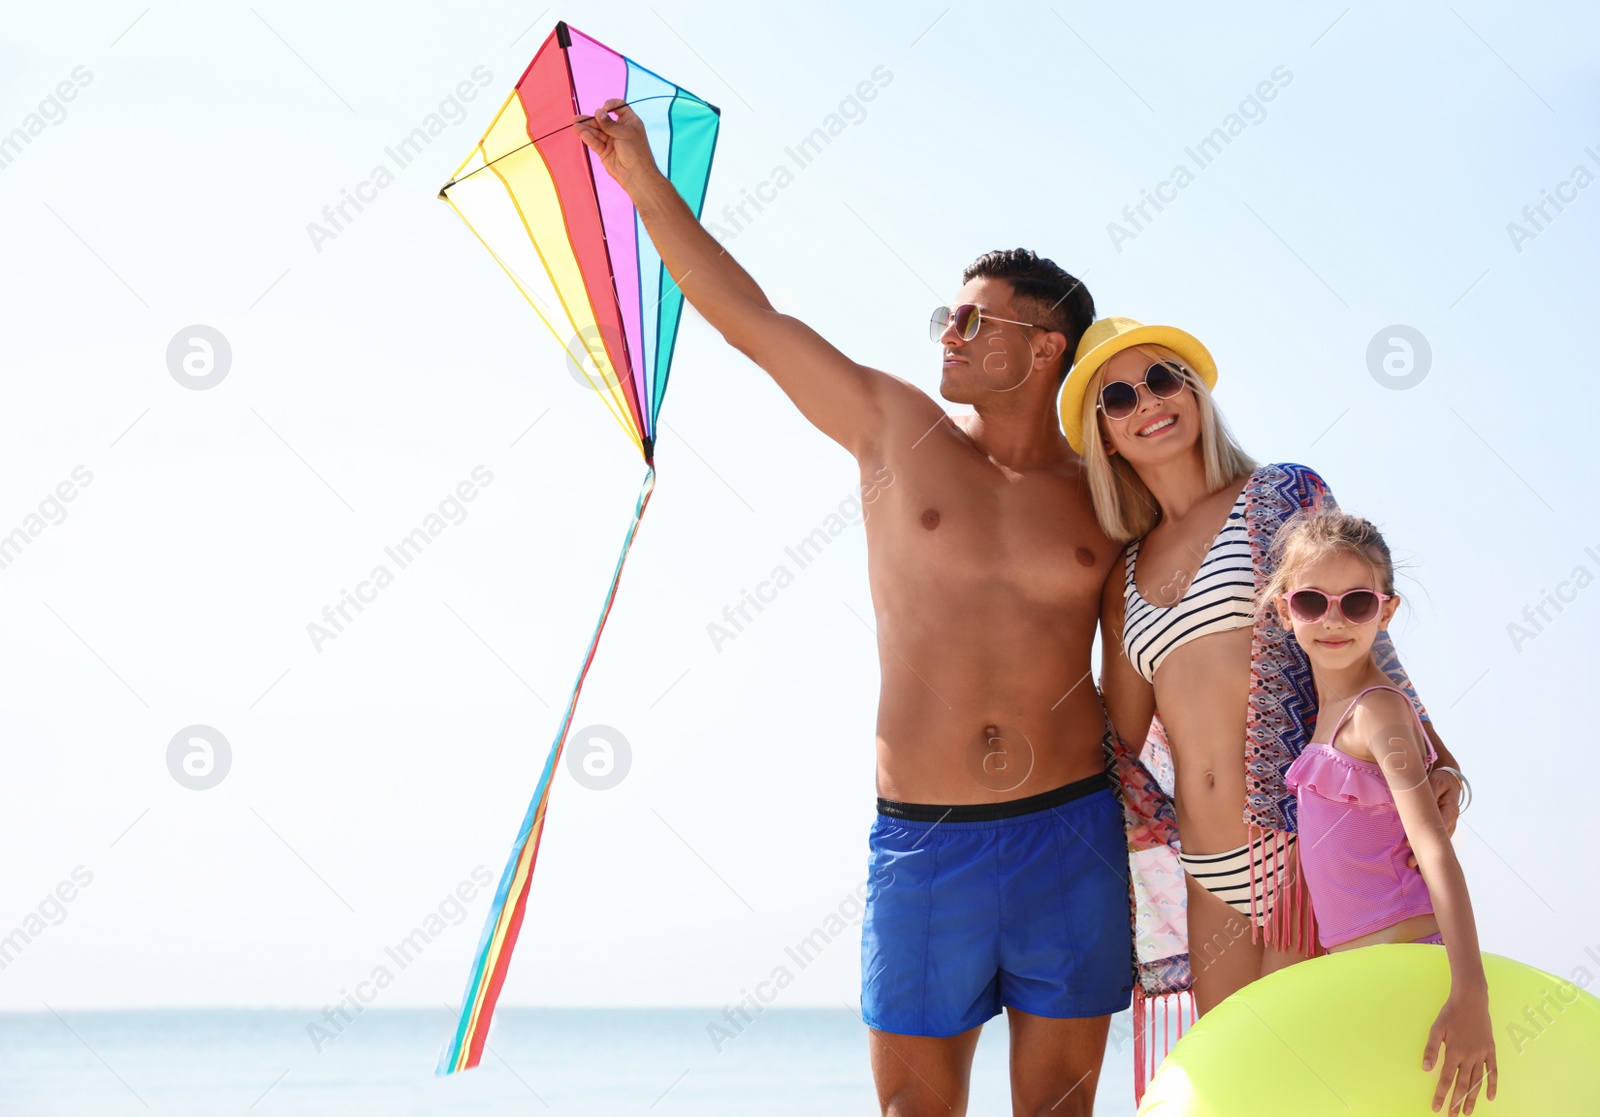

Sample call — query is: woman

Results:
[1057,317,1468,1016]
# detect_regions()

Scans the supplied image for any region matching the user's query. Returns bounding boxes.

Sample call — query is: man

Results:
[577,101,1127,1116]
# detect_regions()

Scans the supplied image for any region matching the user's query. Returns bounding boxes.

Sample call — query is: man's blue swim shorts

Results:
[860,769,1133,1036]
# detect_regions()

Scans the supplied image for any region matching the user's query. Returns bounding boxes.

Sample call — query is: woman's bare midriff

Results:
[1151,626,1277,1010]
[1150,626,1255,853]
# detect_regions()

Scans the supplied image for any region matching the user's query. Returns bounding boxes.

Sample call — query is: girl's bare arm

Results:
[1359,693,1497,1114]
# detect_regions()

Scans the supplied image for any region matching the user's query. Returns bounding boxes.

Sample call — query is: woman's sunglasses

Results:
[1096,361,1190,420]
[1284,587,1393,625]
[929,304,1039,342]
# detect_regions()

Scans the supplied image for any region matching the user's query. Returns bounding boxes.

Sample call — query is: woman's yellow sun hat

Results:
[1058,316,1218,454]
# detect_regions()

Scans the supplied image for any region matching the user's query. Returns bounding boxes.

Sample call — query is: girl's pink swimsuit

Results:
[1284,685,1437,949]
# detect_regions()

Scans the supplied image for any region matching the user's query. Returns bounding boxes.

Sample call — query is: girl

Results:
[1272,509,1495,1115]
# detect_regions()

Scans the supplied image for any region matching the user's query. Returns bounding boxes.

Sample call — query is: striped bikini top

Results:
[1122,485,1254,683]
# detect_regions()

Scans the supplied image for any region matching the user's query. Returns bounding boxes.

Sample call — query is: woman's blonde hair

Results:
[1258,507,1397,620]
[1079,345,1256,542]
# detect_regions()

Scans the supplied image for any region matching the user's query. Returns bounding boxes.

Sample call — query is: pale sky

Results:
[1,0,1597,1019]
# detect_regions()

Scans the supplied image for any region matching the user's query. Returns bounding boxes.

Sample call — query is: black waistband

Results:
[876,770,1109,823]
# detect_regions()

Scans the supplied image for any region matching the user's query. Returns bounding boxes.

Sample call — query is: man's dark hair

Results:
[962,248,1095,384]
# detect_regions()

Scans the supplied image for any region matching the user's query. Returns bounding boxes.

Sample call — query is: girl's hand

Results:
[1423,992,1497,1114]
[572,99,661,194]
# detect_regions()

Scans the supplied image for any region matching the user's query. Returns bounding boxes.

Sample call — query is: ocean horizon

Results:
[0,1006,1141,1115]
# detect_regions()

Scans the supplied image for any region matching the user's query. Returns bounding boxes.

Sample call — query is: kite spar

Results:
[435,21,719,1074]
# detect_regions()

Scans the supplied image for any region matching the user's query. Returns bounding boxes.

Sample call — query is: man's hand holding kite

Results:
[575,99,890,457]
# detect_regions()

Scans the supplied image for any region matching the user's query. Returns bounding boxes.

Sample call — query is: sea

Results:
[0,1007,1142,1115]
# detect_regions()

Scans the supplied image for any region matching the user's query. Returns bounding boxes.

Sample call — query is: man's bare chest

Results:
[862,455,1112,603]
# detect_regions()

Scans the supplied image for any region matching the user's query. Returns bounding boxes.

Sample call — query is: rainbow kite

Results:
[435,21,719,1074]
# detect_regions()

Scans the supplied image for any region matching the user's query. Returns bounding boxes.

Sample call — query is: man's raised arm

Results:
[576,99,889,457]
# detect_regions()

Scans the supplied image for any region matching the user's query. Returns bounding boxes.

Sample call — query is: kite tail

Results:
[437,464,657,1075]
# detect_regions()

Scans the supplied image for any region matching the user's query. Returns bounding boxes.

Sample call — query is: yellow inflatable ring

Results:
[1137,945,1600,1115]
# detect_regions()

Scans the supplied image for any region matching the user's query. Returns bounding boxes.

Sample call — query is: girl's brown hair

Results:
[1259,507,1396,619]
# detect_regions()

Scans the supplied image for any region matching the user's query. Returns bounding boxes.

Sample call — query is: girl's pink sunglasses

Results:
[1285,587,1393,625]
